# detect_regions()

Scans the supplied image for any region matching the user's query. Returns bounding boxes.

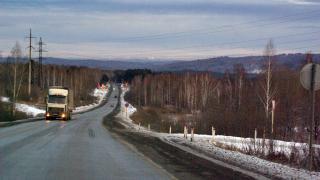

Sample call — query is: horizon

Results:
[2,52,318,64]
[0,0,319,60]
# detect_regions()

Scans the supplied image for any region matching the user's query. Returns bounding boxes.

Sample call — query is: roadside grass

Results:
[130,106,184,133]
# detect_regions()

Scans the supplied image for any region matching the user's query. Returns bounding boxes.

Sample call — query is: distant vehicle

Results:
[45,86,74,120]
[114,95,117,98]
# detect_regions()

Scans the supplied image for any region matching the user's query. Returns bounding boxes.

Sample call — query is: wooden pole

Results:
[254,128,257,149]
[309,63,316,171]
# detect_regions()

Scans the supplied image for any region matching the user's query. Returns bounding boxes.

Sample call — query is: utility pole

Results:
[26,29,35,96]
[35,37,46,88]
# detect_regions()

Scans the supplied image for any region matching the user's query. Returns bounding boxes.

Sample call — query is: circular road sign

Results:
[300,63,320,91]
[125,103,129,108]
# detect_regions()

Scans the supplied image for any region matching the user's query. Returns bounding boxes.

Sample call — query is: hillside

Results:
[1,53,319,73]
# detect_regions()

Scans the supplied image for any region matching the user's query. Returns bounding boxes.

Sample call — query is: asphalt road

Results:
[0,86,172,180]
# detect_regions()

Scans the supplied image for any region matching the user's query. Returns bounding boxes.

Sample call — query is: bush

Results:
[0,102,13,122]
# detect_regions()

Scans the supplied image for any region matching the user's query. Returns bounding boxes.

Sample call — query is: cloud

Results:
[0,0,319,60]
[278,0,320,5]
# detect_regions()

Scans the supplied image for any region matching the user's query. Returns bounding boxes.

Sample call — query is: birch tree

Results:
[7,42,26,116]
[259,40,277,136]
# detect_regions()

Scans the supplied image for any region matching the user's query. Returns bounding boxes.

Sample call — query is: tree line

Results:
[0,42,106,120]
[126,42,319,143]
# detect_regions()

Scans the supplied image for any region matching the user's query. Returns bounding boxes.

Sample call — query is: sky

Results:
[0,0,319,60]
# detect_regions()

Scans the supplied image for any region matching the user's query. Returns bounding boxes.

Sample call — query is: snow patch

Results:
[118,84,137,122]
[0,96,9,102]
[73,85,109,113]
[248,68,262,74]
[163,134,320,179]
[1,96,45,117]
[115,85,320,179]
[15,103,45,117]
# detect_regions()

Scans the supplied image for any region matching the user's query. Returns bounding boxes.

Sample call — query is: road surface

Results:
[0,86,172,180]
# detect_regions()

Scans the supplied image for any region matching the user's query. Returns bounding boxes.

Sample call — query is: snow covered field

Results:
[0,85,109,118]
[117,84,320,179]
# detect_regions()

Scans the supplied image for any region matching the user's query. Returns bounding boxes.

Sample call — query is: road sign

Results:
[300,63,320,91]
[300,63,320,171]
[125,103,129,108]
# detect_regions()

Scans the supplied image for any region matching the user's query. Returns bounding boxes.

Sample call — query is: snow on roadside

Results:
[0,84,110,117]
[116,84,320,179]
[163,134,320,179]
[15,103,45,117]
[0,96,9,103]
[117,84,137,124]
[1,96,45,117]
[73,85,110,113]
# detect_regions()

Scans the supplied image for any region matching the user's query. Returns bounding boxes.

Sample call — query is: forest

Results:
[0,42,107,121]
[126,50,319,144]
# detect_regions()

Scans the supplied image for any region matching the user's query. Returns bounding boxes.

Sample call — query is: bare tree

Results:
[7,42,26,116]
[259,40,277,137]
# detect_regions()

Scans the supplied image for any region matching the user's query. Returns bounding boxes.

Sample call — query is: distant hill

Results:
[43,58,178,70]
[156,54,320,73]
[2,53,319,73]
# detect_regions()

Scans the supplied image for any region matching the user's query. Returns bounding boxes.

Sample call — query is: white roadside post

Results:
[138,123,141,130]
[254,128,257,150]
[148,124,150,131]
[212,126,215,144]
[125,107,128,119]
[184,126,187,139]
[169,125,172,134]
[271,100,276,135]
[191,128,194,142]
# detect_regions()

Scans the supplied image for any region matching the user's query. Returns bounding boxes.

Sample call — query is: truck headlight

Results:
[46,113,50,117]
[61,113,66,118]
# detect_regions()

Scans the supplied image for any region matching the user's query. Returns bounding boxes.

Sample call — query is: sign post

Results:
[125,103,129,119]
[300,63,320,171]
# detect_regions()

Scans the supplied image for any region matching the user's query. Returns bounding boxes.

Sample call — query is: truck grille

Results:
[48,107,64,115]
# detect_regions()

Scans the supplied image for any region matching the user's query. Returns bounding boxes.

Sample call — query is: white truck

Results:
[45,86,74,120]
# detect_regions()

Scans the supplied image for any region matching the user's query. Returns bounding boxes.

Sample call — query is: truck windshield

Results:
[48,95,66,104]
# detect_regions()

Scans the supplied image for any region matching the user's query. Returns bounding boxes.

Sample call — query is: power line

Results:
[56,41,320,60]
[25,28,36,96]
[67,30,319,58]
[112,10,320,41]
[96,29,320,55]
[34,37,47,88]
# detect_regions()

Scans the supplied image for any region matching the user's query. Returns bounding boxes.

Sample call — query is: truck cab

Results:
[45,87,74,120]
